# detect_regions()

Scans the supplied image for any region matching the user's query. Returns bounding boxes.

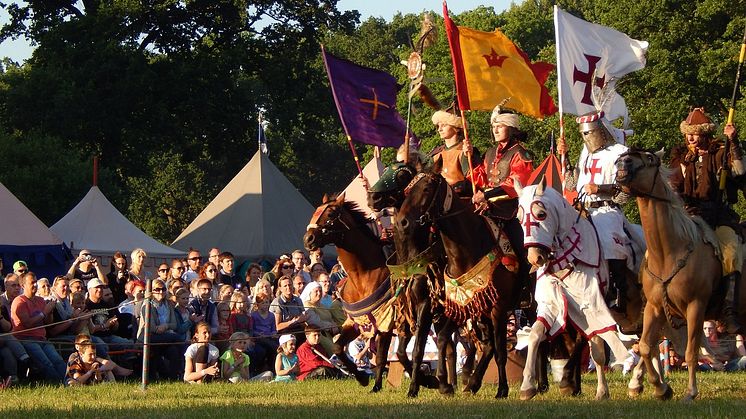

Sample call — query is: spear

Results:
[719,23,746,195]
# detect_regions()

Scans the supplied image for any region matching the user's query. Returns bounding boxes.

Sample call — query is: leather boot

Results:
[608,259,627,313]
[722,272,742,335]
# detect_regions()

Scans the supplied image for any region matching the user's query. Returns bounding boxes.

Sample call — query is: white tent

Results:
[171,151,329,261]
[50,186,185,260]
[0,182,68,277]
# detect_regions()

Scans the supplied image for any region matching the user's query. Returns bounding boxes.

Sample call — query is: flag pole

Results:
[553,5,567,174]
[321,44,365,179]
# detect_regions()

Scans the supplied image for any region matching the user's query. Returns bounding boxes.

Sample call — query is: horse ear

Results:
[655,147,665,159]
[336,192,346,204]
[536,176,546,195]
[431,155,443,174]
[513,176,524,197]
[322,193,329,203]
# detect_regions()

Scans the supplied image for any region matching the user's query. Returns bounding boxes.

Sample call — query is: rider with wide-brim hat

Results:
[670,107,745,334]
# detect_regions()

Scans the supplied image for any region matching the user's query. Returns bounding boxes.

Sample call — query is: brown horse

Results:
[394,159,521,398]
[303,193,440,393]
[616,149,731,401]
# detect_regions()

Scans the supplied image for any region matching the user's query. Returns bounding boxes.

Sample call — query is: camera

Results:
[81,255,95,262]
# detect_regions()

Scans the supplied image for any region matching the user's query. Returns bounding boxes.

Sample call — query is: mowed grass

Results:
[2,371,746,418]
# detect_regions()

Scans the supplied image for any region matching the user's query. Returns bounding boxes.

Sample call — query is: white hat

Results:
[490,105,520,128]
[87,278,105,291]
[279,334,296,346]
[431,110,462,128]
[300,281,321,303]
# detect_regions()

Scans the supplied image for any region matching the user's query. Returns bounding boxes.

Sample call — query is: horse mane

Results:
[326,193,379,242]
[655,164,701,243]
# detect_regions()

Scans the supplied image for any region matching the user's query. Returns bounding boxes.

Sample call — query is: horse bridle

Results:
[307,203,357,240]
[403,172,465,227]
[617,150,671,203]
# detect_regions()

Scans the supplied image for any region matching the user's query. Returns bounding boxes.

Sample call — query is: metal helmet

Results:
[577,111,615,153]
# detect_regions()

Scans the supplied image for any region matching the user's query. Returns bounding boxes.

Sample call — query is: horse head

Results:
[304,192,360,251]
[367,162,418,212]
[393,157,450,261]
[516,177,563,269]
[615,148,665,197]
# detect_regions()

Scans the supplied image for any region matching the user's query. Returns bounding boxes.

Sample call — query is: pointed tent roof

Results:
[0,182,63,246]
[341,156,384,218]
[171,151,322,261]
[50,186,184,258]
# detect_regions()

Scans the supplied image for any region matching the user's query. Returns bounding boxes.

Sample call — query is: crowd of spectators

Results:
[0,247,374,386]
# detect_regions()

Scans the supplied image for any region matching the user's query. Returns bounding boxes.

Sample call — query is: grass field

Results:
[2,371,746,418]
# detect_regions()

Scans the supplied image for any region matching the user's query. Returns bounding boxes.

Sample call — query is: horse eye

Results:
[531,202,546,221]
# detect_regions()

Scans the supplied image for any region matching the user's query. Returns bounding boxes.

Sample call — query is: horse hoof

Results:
[628,385,643,398]
[407,388,420,398]
[654,385,673,401]
[355,373,370,387]
[422,375,440,389]
[370,384,382,393]
[538,383,549,394]
[595,391,609,401]
[439,384,454,395]
[495,386,509,399]
[519,388,537,401]
[559,385,575,397]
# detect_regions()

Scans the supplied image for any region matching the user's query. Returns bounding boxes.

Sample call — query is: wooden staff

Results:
[719,23,746,194]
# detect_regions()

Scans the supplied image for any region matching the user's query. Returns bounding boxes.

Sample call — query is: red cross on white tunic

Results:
[584,158,603,184]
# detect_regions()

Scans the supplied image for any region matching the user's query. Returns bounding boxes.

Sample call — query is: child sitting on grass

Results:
[184,322,220,383]
[273,334,299,383]
[220,332,251,383]
[65,334,132,386]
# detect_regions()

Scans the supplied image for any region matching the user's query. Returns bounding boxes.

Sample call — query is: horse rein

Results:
[404,172,469,227]
[307,203,371,239]
[618,150,672,203]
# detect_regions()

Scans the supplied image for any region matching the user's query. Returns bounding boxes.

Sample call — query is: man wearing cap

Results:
[10,272,66,382]
[296,326,345,381]
[86,278,133,352]
[670,108,746,334]
[467,106,533,303]
[571,110,633,312]
[12,261,28,277]
[429,109,480,198]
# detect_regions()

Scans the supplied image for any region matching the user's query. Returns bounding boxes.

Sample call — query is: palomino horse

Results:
[615,149,734,401]
[515,179,631,400]
[394,159,521,398]
[303,193,439,393]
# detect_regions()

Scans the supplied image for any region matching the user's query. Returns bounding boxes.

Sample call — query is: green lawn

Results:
[2,372,746,418]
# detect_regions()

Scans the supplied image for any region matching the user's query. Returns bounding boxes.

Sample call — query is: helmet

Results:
[577,111,615,153]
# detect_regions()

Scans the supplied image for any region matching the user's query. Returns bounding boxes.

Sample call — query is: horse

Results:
[515,178,631,400]
[393,158,523,398]
[303,193,440,393]
[615,148,743,402]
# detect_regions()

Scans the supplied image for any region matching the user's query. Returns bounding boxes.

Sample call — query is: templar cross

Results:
[523,213,539,238]
[359,88,390,120]
[584,158,603,184]
[573,54,605,106]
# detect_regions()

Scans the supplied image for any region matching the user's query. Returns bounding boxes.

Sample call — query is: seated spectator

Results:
[317,273,346,325]
[68,250,106,287]
[293,274,306,298]
[215,302,233,353]
[173,288,199,343]
[166,277,185,298]
[623,340,641,376]
[218,252,244,291]
[208,248,221,268]
[273,334,299,383]
[12,261,28,277]
[263,256,293,290]
[183,250,203,284]
[218,284,234,303]
[138,279,182,379]
[184,322,220,383]
[297,326,346,380]
[251,294,278,374]
[309,263,327,282]
[128,248,149,281]
[65,339,115,385]
[169,259,186,284]
[0,292,30,384]
[347,334,374,374]
[69,278,85,295]
[220,332,251,383]
[1,274,21,320]
[250,279,273,311]
[309,248,329,272]
[86,278,133,352]
[228,291,251,334]
[198,262,221,300]
[301,281,341,355]
[189,279,218,335]
[329,263,347,293]
[291,250,312,284]
[10,272,66,382]
[48,276,109,358]
[271,276,308,339]
[36,278,51,299]
[118,280,145,316]
[699,320,746,372]
[245,263,263,290]
[107,252,133,304]
[155,262,170,283]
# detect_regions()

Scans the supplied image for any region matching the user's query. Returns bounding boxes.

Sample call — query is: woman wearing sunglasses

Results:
[198,262,221,301]
[137,279,182,380]
[261,255,293,290]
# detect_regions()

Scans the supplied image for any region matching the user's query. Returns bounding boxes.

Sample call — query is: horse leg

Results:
[537,341,550,393]
[627,354,646,398]
[459,330,476,388]
[407,299,436,398]
[560,331,586,397]
[682,300,705,403]
[370,331,392,393]
[333,325,370,387]
[520,321,547,400]
[463,320,493,394]
[638,303,671,400]
[493,310,510,399]
[434,319,456,394]
[597,329,631,370]
[589,336,609,400]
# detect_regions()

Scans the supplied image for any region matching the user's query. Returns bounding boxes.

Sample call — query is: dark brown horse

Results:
[303,193,439,393]
[394,159,522,398]
[616,149,741,401]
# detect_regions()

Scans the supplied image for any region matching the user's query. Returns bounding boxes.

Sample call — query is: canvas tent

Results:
[171,151,332,262]
[0,182,69,278]
[50,186,185,264]
[341,156,384,218]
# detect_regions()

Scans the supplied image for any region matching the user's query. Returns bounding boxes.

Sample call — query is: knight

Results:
[669,107,745,334]
[570,110,633,313]
[428,109,480,200]
[466,105,533,303]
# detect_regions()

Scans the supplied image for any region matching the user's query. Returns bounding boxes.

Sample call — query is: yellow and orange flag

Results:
[443,2,557,118]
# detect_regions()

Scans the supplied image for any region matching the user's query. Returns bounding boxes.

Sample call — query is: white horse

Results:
[516,179,630,400]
